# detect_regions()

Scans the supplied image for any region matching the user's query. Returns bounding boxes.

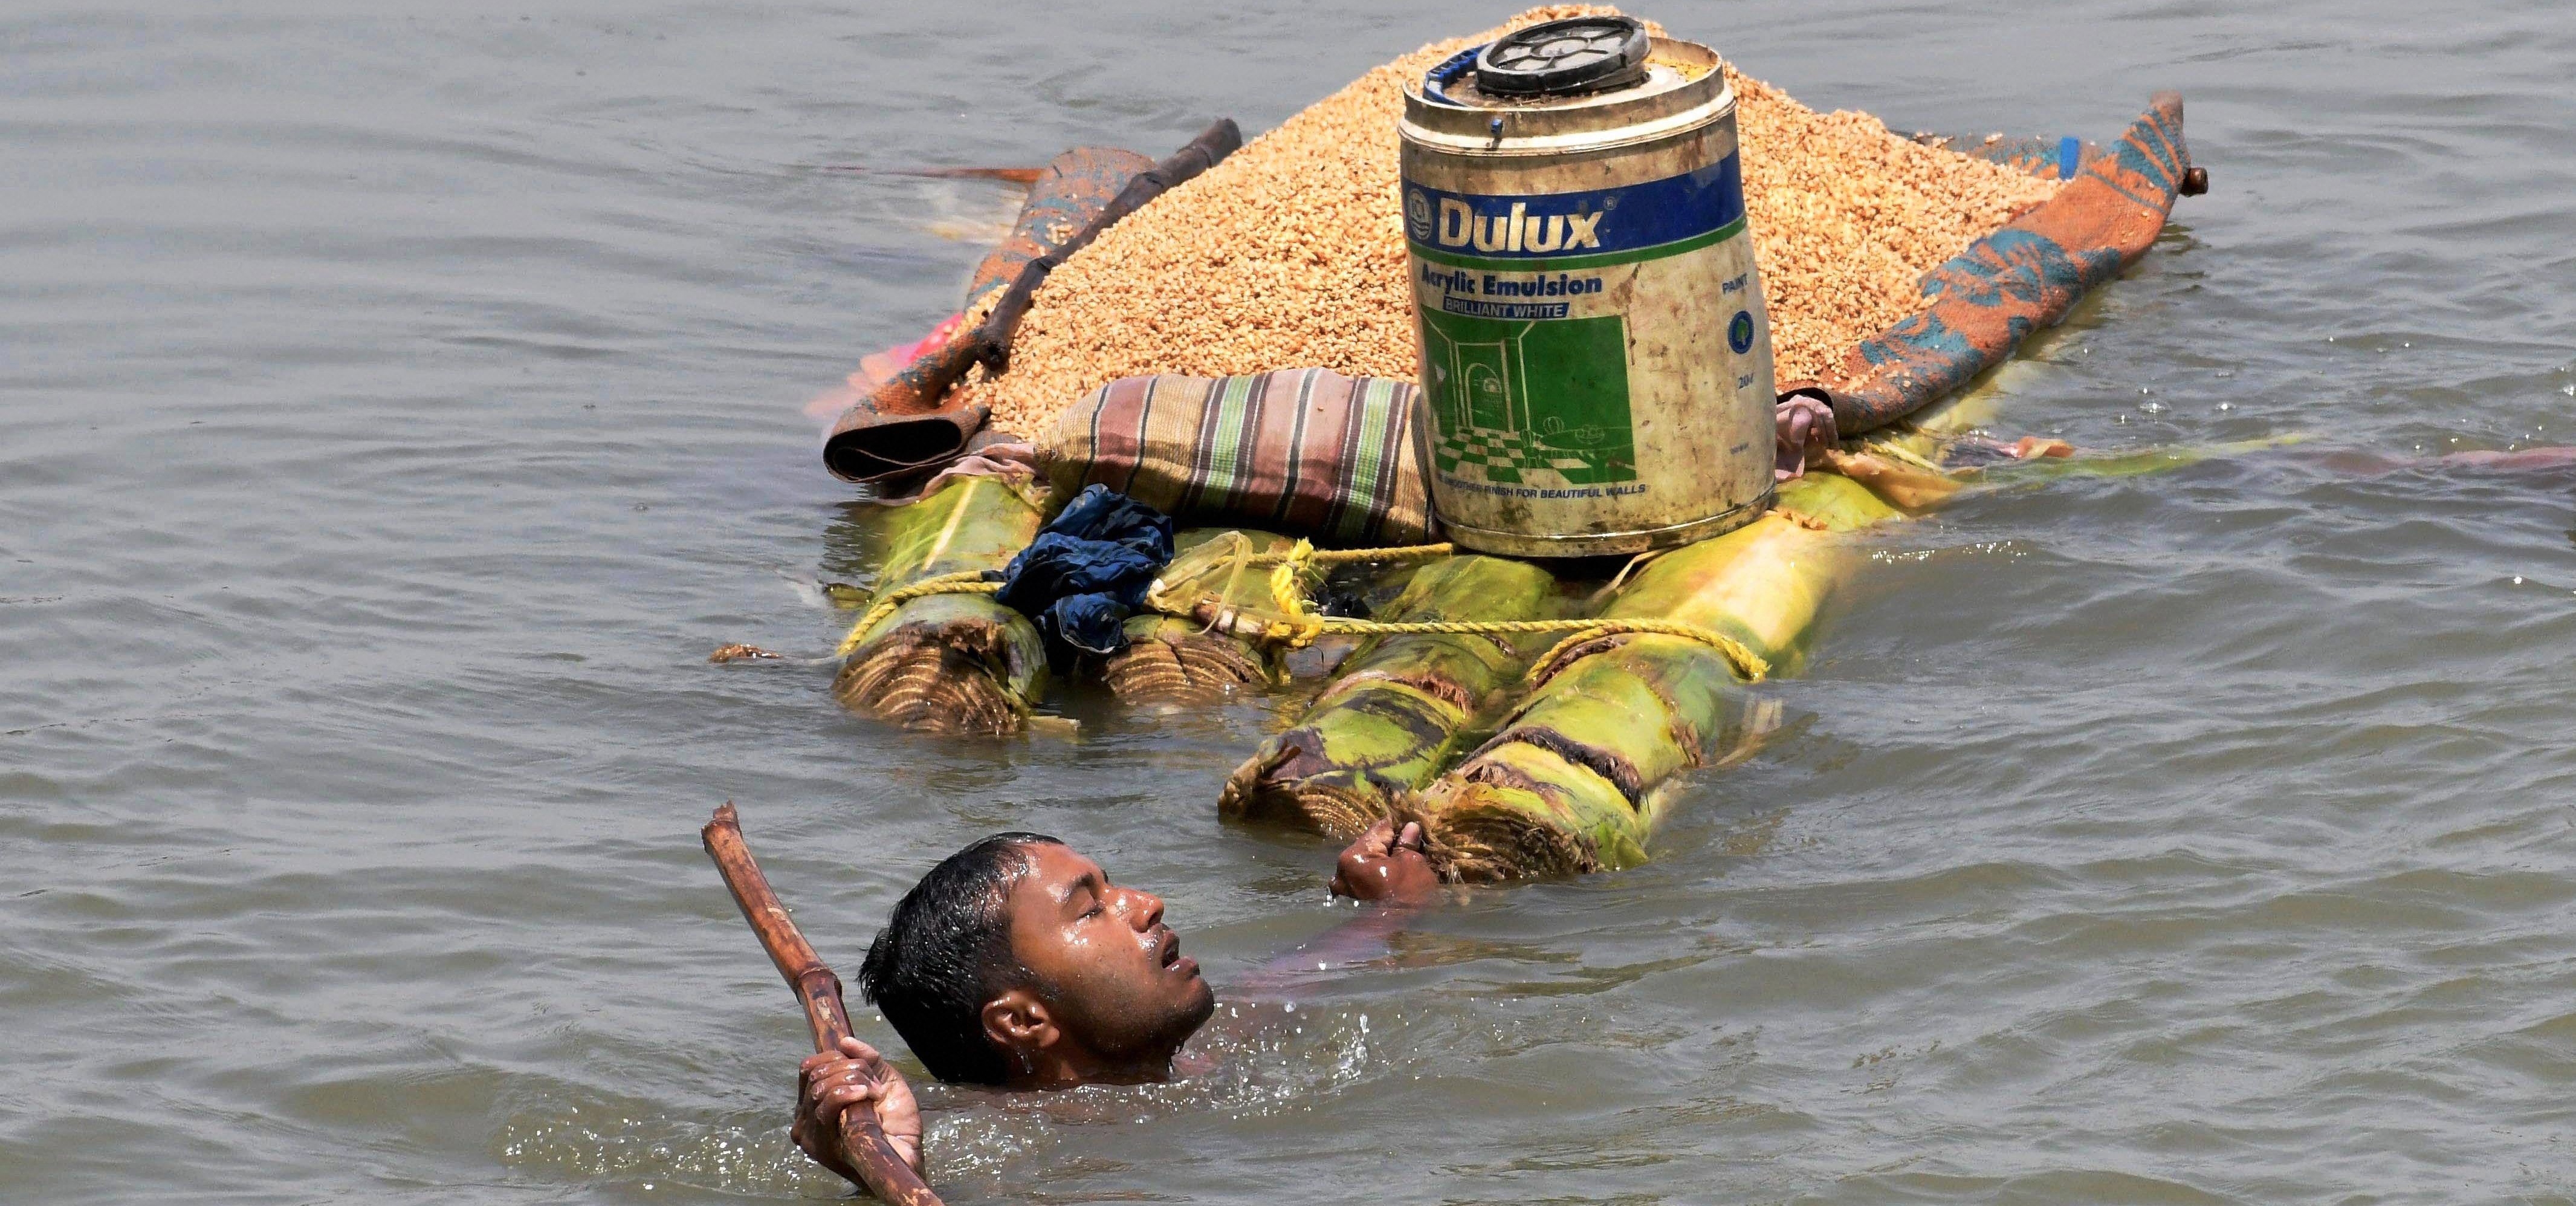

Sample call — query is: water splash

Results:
[491,1001,1403,1197]
[493,1101,840,1198]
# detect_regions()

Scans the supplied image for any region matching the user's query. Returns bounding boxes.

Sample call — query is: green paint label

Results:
[1418,308,1636,487]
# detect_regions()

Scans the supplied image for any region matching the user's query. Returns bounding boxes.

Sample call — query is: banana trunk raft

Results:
[1220,554,1564,838]
[1101,529,1310,705]
[832,473,1050,735]
[1398,459,1898,880]
[800,85,2199,879]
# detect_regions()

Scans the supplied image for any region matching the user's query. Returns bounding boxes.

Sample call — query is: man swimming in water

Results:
[788,820,1437,1184]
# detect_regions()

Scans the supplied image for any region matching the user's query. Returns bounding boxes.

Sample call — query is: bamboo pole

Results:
[701,805,941,1206]
[1400,473,1904,881]
[833,474,1049,735]
[1220,554,1561,838]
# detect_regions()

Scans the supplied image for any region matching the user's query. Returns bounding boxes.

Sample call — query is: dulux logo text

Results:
[1408,190,1606,253]
[1404,158,1746,260]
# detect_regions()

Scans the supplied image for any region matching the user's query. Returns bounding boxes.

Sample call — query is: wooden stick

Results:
[702,804,943,1206]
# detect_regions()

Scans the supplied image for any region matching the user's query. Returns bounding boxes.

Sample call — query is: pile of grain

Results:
[963,6,2057,438]
[1729,73,2056,384]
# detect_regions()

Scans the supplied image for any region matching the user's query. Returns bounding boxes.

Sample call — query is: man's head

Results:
[857,835,1214,1088]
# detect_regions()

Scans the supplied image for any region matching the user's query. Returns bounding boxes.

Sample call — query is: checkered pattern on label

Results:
[1431,428,1600,487]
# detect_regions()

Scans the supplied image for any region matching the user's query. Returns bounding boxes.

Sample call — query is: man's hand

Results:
[1775,394,1838,482]
[1332,819,1439,903]
[792,1036,924,1184]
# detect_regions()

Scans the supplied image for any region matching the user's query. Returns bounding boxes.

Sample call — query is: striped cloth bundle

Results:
[1038,368,1435,546]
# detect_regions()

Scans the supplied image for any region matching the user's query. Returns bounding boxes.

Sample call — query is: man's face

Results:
[1001,843,1215,1063]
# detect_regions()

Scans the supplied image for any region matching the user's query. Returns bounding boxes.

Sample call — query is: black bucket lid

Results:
[1474,16,1651,98]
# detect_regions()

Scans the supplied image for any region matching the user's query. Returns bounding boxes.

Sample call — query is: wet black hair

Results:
[856,832,1065,1086]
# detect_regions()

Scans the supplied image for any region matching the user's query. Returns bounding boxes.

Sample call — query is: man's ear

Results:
[981,987,1056,1064]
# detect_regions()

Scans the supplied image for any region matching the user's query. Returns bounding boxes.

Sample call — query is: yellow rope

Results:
[1266,540,1320,625]
[833,540,1770,682]
[1868,438,1953,474]
[1523,620,1768,683]
[1252,537,1767,681]
[1252,614,1767,682]
[833,571,1000,657]
[1240,541,1453,567]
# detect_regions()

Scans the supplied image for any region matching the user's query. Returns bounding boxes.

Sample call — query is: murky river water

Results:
[8,1,2576,1202]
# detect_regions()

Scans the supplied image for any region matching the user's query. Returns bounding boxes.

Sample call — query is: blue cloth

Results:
[995,485,1175,658]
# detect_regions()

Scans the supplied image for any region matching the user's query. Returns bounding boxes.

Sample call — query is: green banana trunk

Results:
[1402,473,1903,881]
[1973,435,2307,487]
[1099,530,1309,705]
[1220,554,1560,839]
[831,473,1049,735]
[1833,428,2307,511]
